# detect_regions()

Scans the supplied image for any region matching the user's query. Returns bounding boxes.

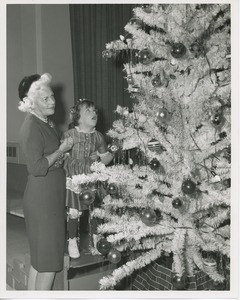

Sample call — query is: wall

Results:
[7,4,74,143]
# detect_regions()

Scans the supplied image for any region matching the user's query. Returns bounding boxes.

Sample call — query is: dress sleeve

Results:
[97,132,108,154]
[20,121,49,177]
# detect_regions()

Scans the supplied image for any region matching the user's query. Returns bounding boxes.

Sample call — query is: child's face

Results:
[78,105,98,128]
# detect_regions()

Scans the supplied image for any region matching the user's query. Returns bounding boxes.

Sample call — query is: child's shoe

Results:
[68,237,80,259]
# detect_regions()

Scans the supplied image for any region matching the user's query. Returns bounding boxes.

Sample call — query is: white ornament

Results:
[211,175,221,183]
[138,114,147,123]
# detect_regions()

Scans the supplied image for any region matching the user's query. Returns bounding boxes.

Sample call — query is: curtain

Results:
[69,4,136,135]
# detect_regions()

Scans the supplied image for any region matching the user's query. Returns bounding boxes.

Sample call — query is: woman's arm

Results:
[20,121,73,175]
[46,137,73,167]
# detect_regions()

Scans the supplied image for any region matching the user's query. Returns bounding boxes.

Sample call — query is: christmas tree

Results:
[69,4,231,290]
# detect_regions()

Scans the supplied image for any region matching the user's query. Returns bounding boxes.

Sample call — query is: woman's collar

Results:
[30,111,48,123]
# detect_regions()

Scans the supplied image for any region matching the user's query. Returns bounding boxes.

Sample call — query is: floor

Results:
[7,214,29,266]
[6,213,117,290]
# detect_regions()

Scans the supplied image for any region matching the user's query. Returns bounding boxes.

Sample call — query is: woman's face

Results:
[31,86,55,118]
[78,105,98,129]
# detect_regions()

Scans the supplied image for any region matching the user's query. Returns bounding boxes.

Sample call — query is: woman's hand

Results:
[59,137,73,152]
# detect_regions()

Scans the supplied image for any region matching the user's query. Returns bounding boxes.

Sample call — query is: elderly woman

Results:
[18,73,73,290]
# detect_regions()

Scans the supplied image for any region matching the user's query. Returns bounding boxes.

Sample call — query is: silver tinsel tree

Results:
[68,4,231,290]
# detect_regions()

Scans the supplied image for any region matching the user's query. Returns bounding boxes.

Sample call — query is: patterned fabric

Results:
[63,127,108,210]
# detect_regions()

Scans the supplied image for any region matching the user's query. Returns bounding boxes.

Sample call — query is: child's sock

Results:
[68,217,80,258]
[68,218,78,239]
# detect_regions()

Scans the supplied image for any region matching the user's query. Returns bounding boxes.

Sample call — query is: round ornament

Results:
[203,258,217,273]
[138,114,147,123]
[108,143,119,153]
[130,17,142,27]
[107,183,118,195]
[102,49,113,60]
[147,139,164,154]
[172,198,183,208]
[126,74,134,85]
[149,158,160,171]
[181,179,196,195]
[189,42,204,57]
[152,75,163,87]
[79,188,95,205]
[131,85,140,93]
[219,131,227,139]
[171,43,187,59]
[107,249,122,264]
[223,145,231,163]
[141,4,152,13]
[96,238,111,255]
[172,274,189,290]
[138,48,155,65]
[156,108,172,123]
[211,113,225,129]
[170,74,176,80]
[222,178,231,188]
[140,208,157,226]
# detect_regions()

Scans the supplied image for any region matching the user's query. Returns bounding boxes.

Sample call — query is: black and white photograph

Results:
[1,0,239,298]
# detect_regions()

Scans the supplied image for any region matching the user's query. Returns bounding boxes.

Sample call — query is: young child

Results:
[63,99,113,258]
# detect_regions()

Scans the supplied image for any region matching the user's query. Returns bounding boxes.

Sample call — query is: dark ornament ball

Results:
[181,179,196,195]
[172,274,189,290]
[172,198,183,208]
[152,75,163,87]
[96,238,112,255]
[211,113,225,128]
[107,183,118,195]
[130,17,142,27]
[79,189,94,205]
[149,158,160,171]
[107,249,122,264]
[141,4,152,13]
[190,42,204,57]
[108,143,119,153]
[222,178,231,188]
[219,131,227,139]
[131,85,140,93]
[126,74,134,84]
[223,145,231,163]
[102,49,113,60]
[171,43,187,59]
[140,208,157,226]
[156,107,171,123]
[138,48,155,65]
[211,113,222,125]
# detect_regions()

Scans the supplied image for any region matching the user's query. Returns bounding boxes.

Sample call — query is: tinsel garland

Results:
[99,242,167,290]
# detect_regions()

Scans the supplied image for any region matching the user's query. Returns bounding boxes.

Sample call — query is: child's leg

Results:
[67,208,82,258]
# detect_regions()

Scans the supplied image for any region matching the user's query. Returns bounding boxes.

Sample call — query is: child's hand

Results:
[89,151,99,162]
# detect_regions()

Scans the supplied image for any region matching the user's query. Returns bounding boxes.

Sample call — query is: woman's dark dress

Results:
[20,114,66,272]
